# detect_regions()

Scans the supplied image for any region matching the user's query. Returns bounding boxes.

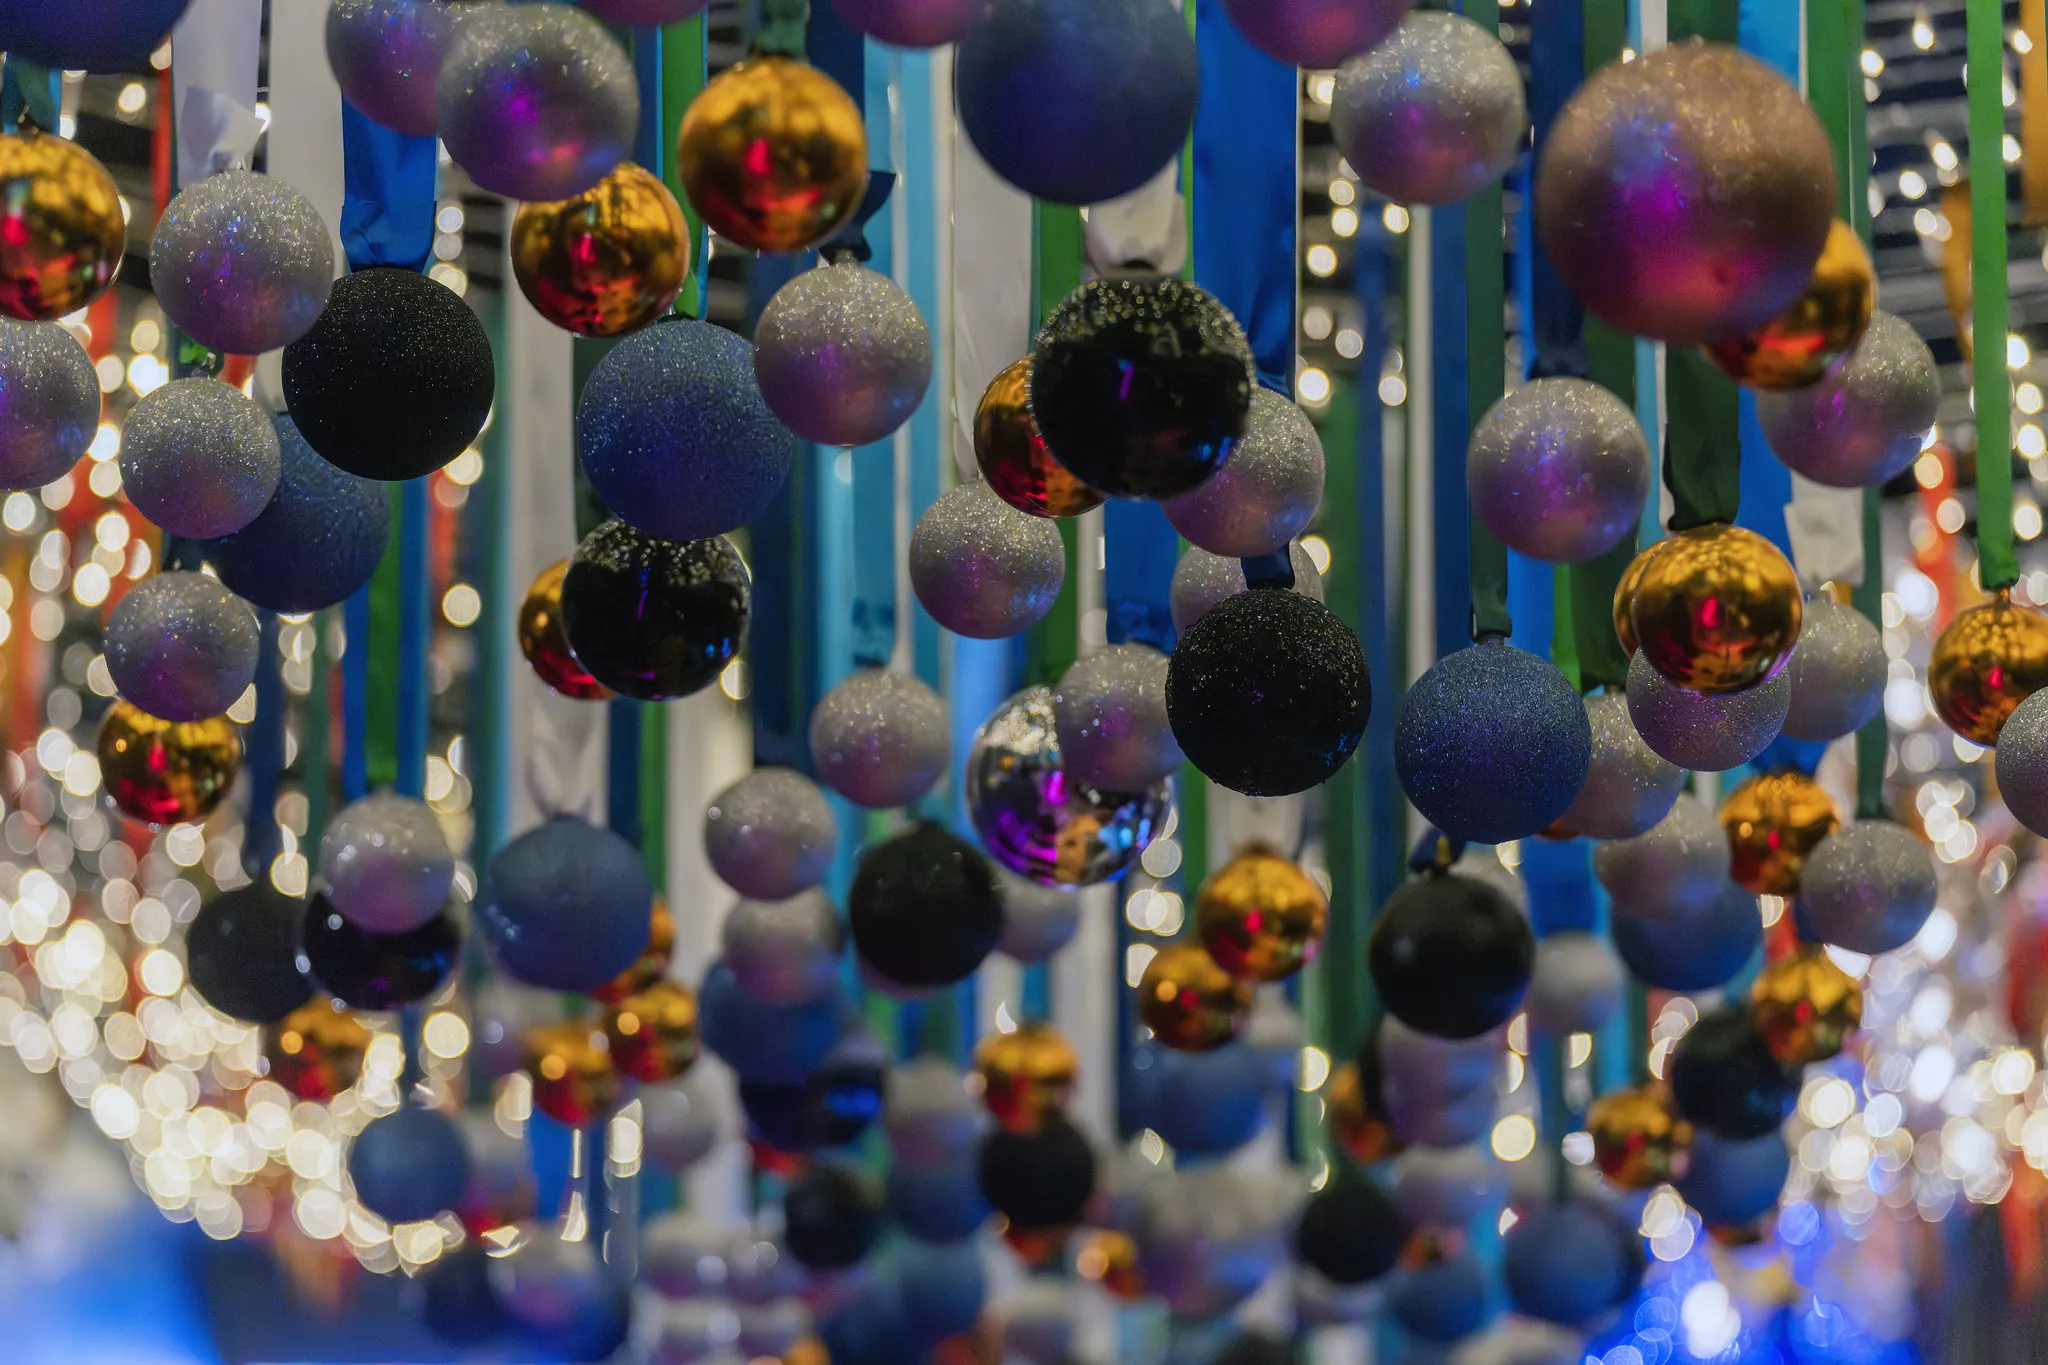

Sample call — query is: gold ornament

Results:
[1075,1229,1146,1300]
[1719,769,1840,895]
[1137,941,1251,1052]
[1751,946,1863,1064]
[604,980,699,1083]
[510,162,690,338]
[523,1021,624,1125]
[1630,522,1802,694]
[1611,538,1669,659]
[1324,1059,1402,1164]
[0,124,125,320]
[1001,1220,1070,1268]
[97,701,243,826]
[1194,846,1328,982]
[676,56,868,254]
[264,999,372,1102]
[1586,1084,1694,1189]
[1929,589,2048,745]
[974,358,1104,519]
[972,1021,1077,1134]
[518,559,610,701]
[1704,220,1875,390]
[591,899,674,1006]
[784,1343,830,1365]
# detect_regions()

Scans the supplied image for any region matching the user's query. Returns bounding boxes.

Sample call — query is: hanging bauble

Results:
[1137,1165,1300,1317]
[1610,538,1670,658]
[1194,846,1328,983]
[103,571,261,723]
[1170,541,1325,633]
[756,257,933,447]
[705,768,837,901]
[1168,587,1368,797]
[1397,638,1591,844]
[996,871,1081,963]
[1028,276,1253,499]
[833,0,993,46]
[1535,42,1836,346]
[326,0,452,136]
[1625,647,1790,772]
[318,791,455,935]
[1467,378,1650,564]
[0,319,96,491]
[479,817,651,993]
[120,378,282,539]
[0,0,189,71]
[1675,1130,1790,1228]
[1929,590,2048,745]
[1525,932,1624,1036]
[580,0,714,22]
[282,267,494,481]
[1160,388,1325,558]
[348,1106,471,1224]
[1782,598,1886,741]
[1719,769,1839,895]
[847,821,1003,987]
[1612,878,1761,993]
[971,1023,1077,1135]
[1369,868,1534,1040]
[748,1032,887,1152]
[1389,1144,1505,1230]
[1668,1006,1798,1140]
[516,559,608,701]
[1325,1058,1401,1163]
[1631,523,1801,694]
[1502,1199,1643,1327]
[641,1073,725,1174]
[1587,1083,1693,1191]
[896,1238,987,1345]
[642,1213,734,1298]
[522,1021,623,1125]
[202,415,391,613]
[302,893,462,1011]
[265,999,372,1101]
[421,1245,511,1348]
[491,1226,633,1354]
[1704,218,1875,390]
[980,1116,1096,1232]
[676,56,867,253]
[1295,1171,1407,1287]
[699,960,853,1085]
[1797,819,1937,955]
[785,1162,885,1270]
[1130,1041,1270,1156]
[1755,310,1939,487]
[955,0,1197,205]
[975,356,1103,518]
[1382,1024,1500,1149]
[1559,691,1682,840]
[97,702,242,826]
[1390,1250,1495,1343]
[1222,0,1410,67]
[1137,940,1252,1052]
[2003,689,2048,836]
[590,899,674,1005]
[721,890,843,1006]
[809,669,949,808]
[456,1112,537,1235]
[151,169,335,356]
[887,1059,982,1168]
[604,980,700,1083]
[0,126,124,320]
[908,482,1066,639]
[510,162,689,338]
[1750,945,1861,1065]
[560,521,750,703]
[1331,12,1527,206]
[472,985,565,1079]
[1076,1229,1146,1301]
[186,884,312,1025]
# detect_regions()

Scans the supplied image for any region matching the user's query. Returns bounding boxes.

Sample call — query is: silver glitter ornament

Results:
[0,319,96,491]
[996,870,1082,963]
[1169,540,1324,634]
[1781,598,1885,742]
[720,889,843,1006]
[1160,388,1324,558]
[1799,819,1937,955]
[1379,1018,1502,1147]
[1625,648,1788,772]
[885,1059,982,1168]
[1593,794,1727,922]
[150,169,335,357]
[1524,932,1624,1036]
[909,481,1066,640]
[1051,643,1183,791]
[640,1074,726,1175]
[808,669,949,809]
[1391,1144,1504,1230]
[120,378,281,539]
[1331,11,1527,206]
[2002,689,2048,836]
[1222,0,1411,68]
[1562,690,1683,839]
[1136,1164,1303,1317]
[832,0,994,46]
[1756,311,1938,488]
[1467,378,1650,564]
[754,258,933,448]
[320,791,455,935]
[703,767,837,900]
[327,0,453,137]
[102,572,260,724]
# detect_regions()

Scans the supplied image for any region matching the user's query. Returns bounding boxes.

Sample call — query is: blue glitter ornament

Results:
[887,1150,991,1243]
[1389,1252,1495,1343]
[1128,1041,1270,1157]
[202,416,391,614]
[348,1105,471,1224]
[1676,1130,1790,1227]
[478,817,652,992]
[0,0,190,71]
[897,1238,986,1345]
[1502,1199,1643,1326]
[1610,879,1761,992]
[699,960,856,1086]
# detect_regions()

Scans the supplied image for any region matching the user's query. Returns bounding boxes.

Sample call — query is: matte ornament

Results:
[492,1227,632,1355]
[1161,388,1325,558]
[1704,219,1874,390]
[834,0,995,46]
[996,872,1082,963]
[1467,378,1650,564]
[721,889,843,1005]
[349,1107,471,1224]
[972,1021,1077,1134]
[1676,1130,1790,1228]
[326,0,453,136]
[186,885,313,1025]
[517,559,609,701]
[1796,819,1937,955]
[848,822,1002,988]
[979,1117,1096,1232]
[1587,1084,1693,1190]
[0,0,190,72]
[301,893,462,1011]
[1611,538,1670,658]
[605,980,701,1083]
[1631,523,1802,694]
[909,482,1066,639]
[1195,846,1328,983]
[98,702,242,826]
[1332,11,1527,206]
[1719,769,1839,895]
[704,768,838,900]
[559,520,751,702]
[1756,310,1939,487]
[1132,1042,1271,1157]
[1928,590,2048,745]
[202,416,392,614]
[103,572,261,723]
[1296,1173,1406,1287]
[1135,1165,1300,1317]
[1625,648,1790,772]
[511,162,690,338]
[641,1076,724,1174]
[265,1000,371,1101]
[785,1162,886,1270]
[150,169,335,356]
[1525,932,1624,1036]
[1222,0,1411,67]
[1561,691,1683,840]
[1502,1199,1643,1327]
[589,899,674,1006]
[120,378,283,540]
[756,257,933,447]
[480,816,653,992]
[0,319,96,490]
[1668,1006,1799,1139]
[523,1022,623,1125]
[1750,946,1861,1065]
[1611,879,1761,993]
[1170,540,1325,633]
[699,960,853,1085]
[319,791,455,935]
[1369,870,1534,1040]
[676,57,868,253]
[809,669,949,808]
[1137,941,1252,1052]
[0,127,125,320]
[1782,598,1886,741]
[974,357,1103,518]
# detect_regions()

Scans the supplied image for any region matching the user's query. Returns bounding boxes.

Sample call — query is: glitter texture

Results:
[1668,1007,1798,1140]
[480,817,653,993]
[319,792,456,935]
[327,0,455,136]
[848,822,1002,988]
[103,571,260,723]
[833,0,994,46]
[1170,541,1324,635]
[203,415,390,613]
[1613,877,1762,992]
[1798,819,1938,955]
[1592,794,1729,923]
[754,258,933,448]
[1467,377,1650,565]
[121,378,281,538]
[1161,389,1325,558]
[1755,311,1940,488]
[1333,11,1526,206]
[150,168,335,356]
[996,870,1081,962]
[809,668,950,809]
[1524,933,1624,1036]
[559,520,751,701]
[910,481,1065,640]
[1561,690,1682,839]
[1781,598,1886,741]
[0,317,97,490]
[704,767,839,900]
[1051,643,1183,791]
[1223,0,1409,66]
[2000,689,2048,837]
[1624,647,1789,772]
[721,889,844,1006]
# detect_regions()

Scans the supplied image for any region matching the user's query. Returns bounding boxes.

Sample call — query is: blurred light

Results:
[1379,375,1407,406]
[719,658,750,701]
[445,448,483,485]
[1124,942,1156,987]
[1309,73,1335,105]
[2009,134,2026,164]
[1334,329,1364,359]
[1992,1048,2035,1096]
[1298,368,1332,404]
[94,356,123,393]
[1682,1281,1742,1358]
[441,583,481,627]
[2019,26,2038,55]
[427,263,468,296]
[1330,207,1358,238]
[1802,1075,1856,1127]
[1302,305,1334,341]
[1305,244,1339,277]
[1382,204,1410,233]
[228,685,257,723]
[126,354,168,396]
[1860,48,1884,76]
[1328,179,1355,206]
[1898,168,1927,199]
[424,1012,470,1059]
[138,948,184,997]
[1296,1046,1331,1092]
[1567,1032,1593,1067]
[71,562,109,606]
[1300,535,1332,575]
[130,318,161,353]
[1932,140,1959,171]
[95,511,129,551]
[2013,335,2034,369]
[2018,501,2043,540]
[1491,1113,1536,1161]
[1915,15,1936,48]
[2024,424,2046,458]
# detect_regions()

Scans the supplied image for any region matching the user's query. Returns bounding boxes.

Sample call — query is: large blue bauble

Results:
[1396,638,1591,844]
[422,1245,511,1347]
[887,1149,991,1243]
[1610,880,1761,993]
[1502,1198,1642,1326]
[699,960,855,1086]
[202,416,390,614]
[954,0,1198,206]
[897,1238,986,1344]
[1389,1252,1495,1343]
[348,1106,471,1224]
[478,817,652,992]
[820,1277,914,1365]
[0,0,190,71]
[1676,1129,1790,1227]
[1128,1042,1270,1158]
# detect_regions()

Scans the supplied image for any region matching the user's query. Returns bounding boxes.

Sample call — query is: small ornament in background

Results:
[264,999,372,1102]
[348,1106,472,1225]
[1136,941,1252,1052]
[1524,932,1624,1036]
[605,980,701,1083]
[0,318,98,491]
[1161,389,1325,558]
[1704,219,1875,390]
[847,822,1003,988]
[1501,1198,1645,1328]
[979,1116,1097,1235]
[480,816,655,993]
[704,768,838,900]
[151,169,336,356]
[186,885,313,1026]
[523,1021,624,1126]
[120,378,282,539]
[784,1161,886,1270]
[1295,1171,1406,1287]
[1222,0,1411,67]
[995,872,1083,963]
[756,256,933,447]
[1677,1130,1791,1230]
[1051,644,1183,792]
[1611,879,1762,994]
[640,1074,725,1175]
[1195,847,1328,983]
[1750,945,1862,1065]
[301,894,463,1011]
[103,572,262,724]
[677,56,868,254]
[0,126,125,320]
[972,1021,1078,1134]
[1797,819,1938,955]
[511,163,690,338]
[1928,589,2048,745]
[319,791,456,935]
[833,0,995,47]
[1998,686,2048,837]
[1324,1056,1401,1163]
[1331,11,1527,206]
[1467,377,1650,564]
[975,357,1103,518]
[1630,523,1802,695]
[1667,1006,1800,1140]
[517,559,610,701]
[1781,598,1886,741]
[1756,310,1940,487]
[1560,691,1683,840]
[1720,769,1839,896]
[326,0,454,137]
[909,482,1067,640]
[203,416,392,614]
[809,669,949,809]
[98,702,243,826]
[1369,864,1534,1040]
[559,521,751,702]
[1625,648,1790,772]
[720,890,843,1006]
[1586,1084,1694,1190]
[1592,793,1728,920]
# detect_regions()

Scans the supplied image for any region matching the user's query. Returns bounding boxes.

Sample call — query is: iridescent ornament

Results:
[721,889,843,1005]
[1160,388,1324,558]
[0,0,189,71]
[1611,879,1761,993]
[1502,1199,1643,1327]
[0,319,95,491]
[103,571,261,723]
[1137,941,1251,1052]
[1325,1058,1401,1163]
[1668,1006,1798,1140]
[1704,219,1874,390]
[480,816,653,993]
[676,56,867,253]
[705,768,837,900]
[302,893,463,1010]
[1631,523,1802,694]
[1675,1130,1789,1228]
[186,885,312,1025]
[510,162,690,338]
[264,999,371,1101]
[97,702,242,826]
[1719,769,1839,895]
[1750,946,1861,1065]
[559,520,750,701]
[1331,12,1527,206]
[809,669,949,808]
[1467,378,1650,564]
[1525,932,1624,1036]
[1560,691,1683,839]
[641,1074,725,1174]
[0,126,125,320]
[1134,1164,1299,1317]
[1796,819,1937,955]
[995,871,1081,963]
[1782,598,1885,741]
[1222,0,1411,67]
[120,378,282,539]
[848,821,1002,988]
[349,1106,471,1224]
[1586,1084,1693,1190]
[1625,648,1789,772]
[785,1162,886,1269]
[523,1021,624,1125]
[517,559,609,701]
[908,482,1066,639]
[1195,846,1328,982]
[1369,868,1534,1040]
[1610,538,1668,658]
[699,960,855,1085]
[1755,310,1938,487]
[150,169,335,356]
[975,357,1103,518]
[326,0,452,136]
[1295,1172,1406,1287]
[972,1021,1077,1134]
[605,980,700,1083]
[1929,590,2048,745]
[756,257,933,447]
[319,791,455,935]
[980,1117,1096,1233]
[590,898,674,1006]
[202,415,391,613]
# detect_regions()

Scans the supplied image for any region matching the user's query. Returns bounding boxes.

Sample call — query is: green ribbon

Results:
[1970,0,2019,592]
[756,0,810,58]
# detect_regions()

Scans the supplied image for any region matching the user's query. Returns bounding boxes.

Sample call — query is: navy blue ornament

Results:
[738,1031,886,1152]
[979,1116,1095,1230]
[559,520,751,702]
[478,816,652,993]
[0,0,190,71]
[203,416,390,614]
[897,1237,986,1345]
[348,1106,472,1224]
[819,1277,913,1365]
[1389,1251,1495,1343]
[785,1160,886,1270]
[848,822,1003,989]
[1503,1198,1642,1326]
[300,894,461,1010]
[1677,1130,1790,1228]
[699,960,855,1086]
[422,1245,512,1347]
[1295,1172,1407,1286]
[185,884,312,1025]
[1129,1042,1270,1157]
[887,1149,991,1243]
[1369,869,1534,1040]
[1669,1006,1799,1140]
[1610,880,1762,992]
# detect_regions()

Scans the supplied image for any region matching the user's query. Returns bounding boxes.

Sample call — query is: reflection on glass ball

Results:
[1703,219,1874,391]
[1928,589,2048,746]
[518,559,609,701]
[975,357,1103,519]
[1586,1083,1693,1190]
[524,1021,624,1126]
[676,56,868,254]
[301,893,463,1011]
[97,701,242,826]
[1749,946,1862,1065]
[972,1021,1077,1134]
[1137,941,1251,1053]
[1195,846,1327,983]
[1630,523,1802,695]
[511,162,690,338]
[0,126,125,321]
[1718,769,1839,896]
[264,998,373,1102]
[604,979,700,1084]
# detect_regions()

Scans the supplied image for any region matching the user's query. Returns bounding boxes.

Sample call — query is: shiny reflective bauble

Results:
[203,416,392,614]
[1797,818,1937,955]
[0,319,96,491]
[1296,1173,1406,1287]
[605,980,700,1083]
[0,127,125,321]
[677,57,868,253]
[302,893,462,1011]
[1610,538,1668,658]
[756,257,933,447]
[1750,946,1861,1065]
[1524,932,1624,1036]
[1076,1229,1146,1300]
[909,482,1066,640]
[785,1162,886,1270]
[1929,590,2048,746]
[1222,0,1411,67]
[1161,389,1325,558]
[979,1116,1096,1232]
[559,520,751,702]
[975,357,1103,518]
[1626,646,1790,772]
[721,889,843,1005]
[98,702,242,826]
[1704,220,1874,390]
[1467,378,1650,564]
[1782,598,1886,741]
[1756,310,1939,487]
[972,1022,1077,1134]
[705,770,837,901]
[848,822,1003,988]
[104,571,261,724]
[1502,1199,1644,1327]
[517,559,609,701]
[1325,1058,1401,1163]
[186,885,312,1025]
[264,1000,372,1102]
[1195,847,1328,983]
[1611,879,1761,993]
[1371,871,1533,1041]
[2000,687,2048,836]
[0,0,190,71]
[120,378,282,540]
[1137,941,1252,1052]
[1631,523,1802,694]
[326,0,452,136]
[1170,541,1324,634]
[996,871,1082,963]
[319,790,455,935]
[523,1022,624,1126]
[1561,691,1683,840]
[1676,1130,1791,1228]
[1719,769,1839,895]
[511,162,689,338]
[480,816,653,992]
[1668,1006,1799,1140]
[150,169,335,356]
[1535,42,1837,345]
[1586,1084,1693,1190]
[1331,12,1527,206]
[348,1106,471,1225]
[809,669,950,808]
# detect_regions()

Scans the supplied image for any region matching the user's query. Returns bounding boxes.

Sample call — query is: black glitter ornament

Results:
[1668,1005,1800,1139]
[281,267,494,481]
[300,892,462,1011]
[977,1115,1096,1231]
[185,884,313,1025]
[559,519,750,701]
[1168,587,1368,798]
[783,1161,886,1270]
[1295,1171,1407,1286]
[847,822,1003,989]
[1368,868,1534,1040]
[1028,276,1254,499]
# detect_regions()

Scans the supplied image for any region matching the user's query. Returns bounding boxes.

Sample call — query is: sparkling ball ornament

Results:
[1502,1199,1642,1327]
[591,899,674,1005]
[1798,819,1937,954]
[265,1000,372,1101]
[1676,1130,1790,1228]
[510,162,689,338]
[1611,539,1668,658]
[1704,219,1875,390]
[0,127,125,320]
[98,703,242,826]
[1170,540,1325,633]
[318,791,454,935]
[1719,769,1839,895]
[348,1106,471,1224]
[722,890,842,1005]
[1525,932,1624,1036]
[1587,1084,1693,1190]
[0,0,190,71]
[326,0,452,136]
[1325,1058,1401,1163]
[848,821,1003,987]
[996,872,1081,962]
[1756,311,1939,487]
[1751,946,1861,1065]
[809,669,949,808]
[677,56,867,253]
[1370,868,1534,1040]
[1625,648,1790,772]
[103,572,261,723]
[1389,1144,1504,1229]
[956,0,1197,205]
[785,1162,886,1270]
[699,961,852,1085]
[1136,1165,1301,1317]
[1535,43,1836,345]
[756,257,933,447]
[517,559,608,701]
[121,379,282,539]
[1611,879,1761,992]
[1195,846,1328,982]
[282,267,494,481]
[580,0,715,22]
[1670,1006,1799,1140]
[302,894,463,1011]
[1561,691,1683,840]
[1930,590,2048,745]
[1222,0,1410,67]
[1467,378,1650,564]
[203,416,391,613]
[0,319,95,490]
[1029,276,1253,499]
[1397,638,1591,843]
[973,1022,1078,1134]
[1783,598,1886,741]
[890,1149,991,1243]
[481,817,652,992]
[1161,389,1325,558]
[1331,12,1527,206]
[909,482,1066,639]
[641,1074,725,1174]
[560,521,750,702]
[605,980,701,1083]
[1168,587,1368,796]
[151,169,335,356]
[1631,523,1802,694]
[980,1116,1096,1232]
[975,357,1104,520]
[705,768,837,900]
[186,885,312,1025]
[522,1022,624,1125]
[834,0,994,45]
[1296,1172,1407,1286]
[2002,689,2048,836]
[1137,941,1252,1052]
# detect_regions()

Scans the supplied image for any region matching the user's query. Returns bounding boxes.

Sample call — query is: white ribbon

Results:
[170,0,264,186]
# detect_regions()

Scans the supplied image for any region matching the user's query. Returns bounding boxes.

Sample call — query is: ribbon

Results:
[170,0,263,186]
[1970,0,2019,592]
[339,106,436,272]
[0,58,58,133]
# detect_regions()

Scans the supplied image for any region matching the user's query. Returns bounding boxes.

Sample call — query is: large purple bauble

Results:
[833,0,995,46]
[0,319,96,492]
[1331,11,1527,206]
[1467,378,1650,565]
[103,571,260,723]
[755,259,933,448]
[1221,0,1411,68]
[151,170,334,357]
[327,0,454,137]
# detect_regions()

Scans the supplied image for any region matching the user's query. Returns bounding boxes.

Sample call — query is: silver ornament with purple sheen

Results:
[1523,932,1624,1036]
[995,869,1081,963]
[1467,377,1650,565]
[1379,1019,1502,1147]
[755,258,932,448]
[435,3,638,201]
[1561,690,1682,839]
[1391,1143,1504,1230]
[909,481,1065,639]
[319,790,455,934]
[1331,11,1527,206]
[703,767,837,900]
[1592,793,1726,923]
[1756,312,1938,488]
[1222,0,1412,67]
[2001,688,2048,837]
[327,0,454,137]
[150,169,335,357]
[102,571,260,723]
[580,0,713,24]
[833,0,994,45]
[1051,643,1183,791]
[0,319,96,492]
[720,889,843,1006]
[1169,539,1324,634]
[119,378,281,539]
[808,668,949,809]
[640,1073,726,1175]
[1781,598,1885,742]
[885,1059,982,1168]
[467,982,564,1077]
[1798,819,1938,955]
[1135,1164,1303,1317]
[1625,647,1789,772]
[1160,388,1324,558]
[642,1212,733,1298]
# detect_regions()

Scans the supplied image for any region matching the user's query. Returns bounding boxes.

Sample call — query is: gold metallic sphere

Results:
[1751,946,1863,1065]
[1075,1229,1146,1300]
[264,1000,372,1102]
[591,899,674,1006]
[1612,538,1669,659]
[676,56,868,254]
[1586,1084,1694,1190]
[1137,941,1251,1052]
[518,559,611,701]
[974,358,1104,519]
[1194,846,1328,983]
[511,162,690,338]
[1719,769,1840,895]
[523,1021,624,1126]
[604,980,700,1084]
[1703,220,1875,391]
[972,1021,1077,1134]
[1929,589,2048,746]
[97,701,243,826]
[0,125,125,321]
[1630,522,1803,694]
[1324,1059,1402,1164]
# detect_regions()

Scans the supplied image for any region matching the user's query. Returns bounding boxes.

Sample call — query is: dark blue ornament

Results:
[1369,869,1534,1040]
[478,816,652,992]
[1669,1006,1799,1140]
[1503,1198,1641,1326]
[559,519,751,702]
[1128,1042,1270,1157]
[1677,1129,1791,1228]
[299,893,460,1011]
[785,1160,886,1270]
[527,1277,633,1363]
[347,1106,471,1224]
[886,1149,991,1243]
[739,1033,884,1153]
[700,960,855,1086]
[202,416,390,614]
[0,0,190,71]
[819,1276,913,1365]
[1389,1251,1495,1343]
[185,884,311,1025]
[1295,1171,1406,1286]
[422,1244,511,1347]
[1611,880,1762,992]
[978,1116,1095,1231]
[897,1237,986,1344]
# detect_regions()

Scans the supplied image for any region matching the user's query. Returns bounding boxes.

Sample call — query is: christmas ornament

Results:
[897,1239,987,1344]
[975,356,1103,518]
[186,885,312,1025]
[457,1112,538,1234]
[97,703,241,825]
[1169,540,1324,633]
[1222,0,1410,67]
[0,0,189,71]
[972,1022,1077,1134]
[1525,932,1623,1036]
[1194,846,1327,982]
[641,1214,733,1298]
[809,669,949,808]
[480,817,652,992]
[2004,690,2048,836]
[120,378,282,539]
[265,1000,371,1101]
[1929,590,2048,745]
[1160,388,1324,558]
[516,559,608,701]
[1625,647,1790,771]
[1611,878,1761,992]
[1296,1172,1406,1287]
[848,821,1002,988]
[469,983,564,1077]
[1467,378,1649,564]
[1675,1130,1789,1228]
[349,1106,471,1224]
[699,960,853,1085]
[887,1059,982,1168]
[980,1117,1096,1231]
[1137,941,1252,1051]
[318,790,455,935]
[1751,945,1861,1065]
[786,1162,885,1269]
[1782,598,1886,741]
[1587,1084,1693,1190]
[1331,11,1527,206]
[1719,769,1839,895]
[1670,1006,1799,1139]
[590,898,673,1005]
[326,0,452,136]
[1381,1018,1502,1148]
[892,1149,991,1243]
[1631,523,1801,694]
[1797,819,1937,954]
[605,980,700,1083]
[1502,1199,1643,1327]
[756,257,933,447]
[745,1032,887,1152]
[150,169,335,356]
[1135,1165,1299,1317]
[562,527,747,703]
[510,162,689,338]
[721,889,843,1005]
[1370,867,1534,1040]
[641,1074,725,1174]
[0,126,124,320]
[908,481,1066,639]
[422,1246,511,1347]
[1130,1041,1270,1156]
[1535,42,1836,345]
[677,56,867,253]
[492,1227,633,1354]
[580,0,714,22]
[995,871,1081,962]
[203,415,391,613]
[1389,1144,1504,1230]
[281,267,494,481]
[1610,538,1667,658]
[522,1021,623,1125]
[1755,310,1938,487]
[1560,691,1682,839]
[302,893,462,1010]
[1325,1058,1400,1163]
[834,0,993,46]
[0,319,95,491]
[705,768,837,900]
[102,571,261,723]
[1704,218,1874,390]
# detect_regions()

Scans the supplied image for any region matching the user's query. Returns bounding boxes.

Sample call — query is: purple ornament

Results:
[832,0,995,46]
[0,319,96,492]
[755,258,932,449]
[327,0,453,137]
[102,572,261,723]
[1332,11,1527,206]
[580,0,714,23]
[1467,378,1650,565]
[150,170,335,358]
[1221,0,1412,68]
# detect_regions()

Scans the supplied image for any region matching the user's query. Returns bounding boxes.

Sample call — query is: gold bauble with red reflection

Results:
[972,1021,1077,1134]
[510,162,690,338]
[1611,538,1670,659]
[1137,941,1251,1052]
[1629,522,1802,694]
[591,899,674,1006]
[1075,1229,1146,1300]
[676,56,868,254]
[264,999,372,1101]
[1195,846,1328,982]
[1324,1059,1402,1163]
[974,358,1104,519]
[518,559,610,701]
[1719,769,1839,895]
[1928,589,2048,745]
[0,124,126,320]
[1001,1220,1070,1268]
[1751,945,1863,1065]
[98,701,243,825]
[1586,1083,1694,1190]
[1704,220,1875,390]
[603,980,699,1083]
[523,1021,623,1125]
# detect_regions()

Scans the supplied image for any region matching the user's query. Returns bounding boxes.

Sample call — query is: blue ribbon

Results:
[339,102,437,272]
[1431,202,1473,660]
